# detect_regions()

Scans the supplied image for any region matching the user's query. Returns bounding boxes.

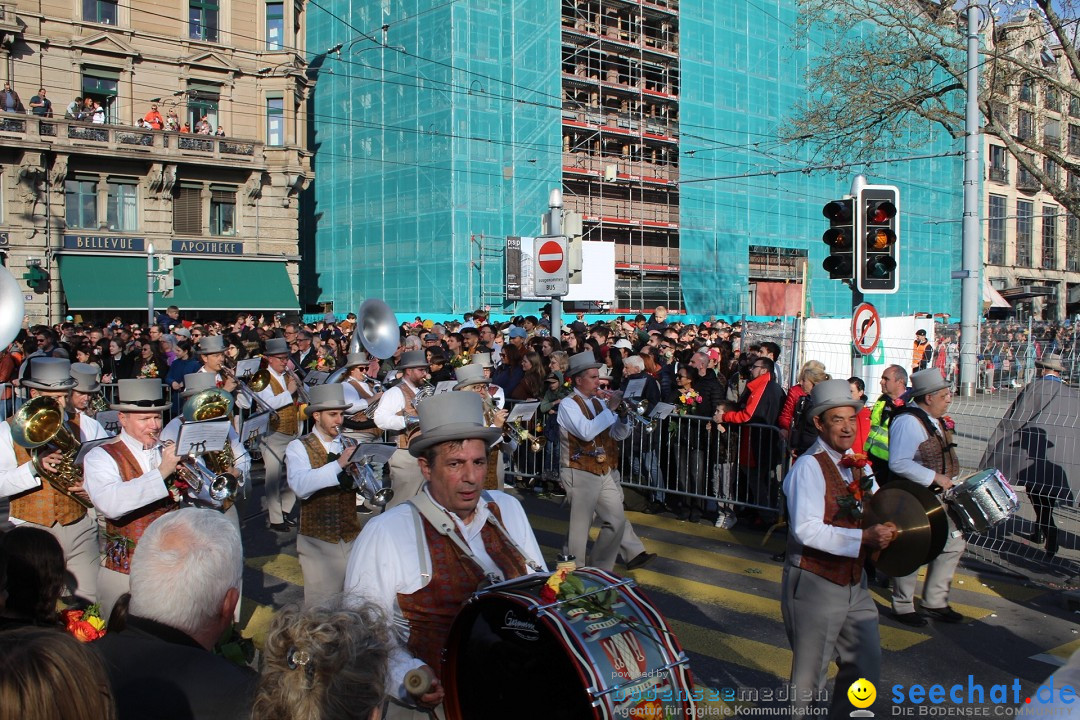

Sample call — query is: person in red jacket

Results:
[143,104,164,130]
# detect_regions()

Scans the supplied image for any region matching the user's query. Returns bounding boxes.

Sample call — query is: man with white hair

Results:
[93,508,257,720]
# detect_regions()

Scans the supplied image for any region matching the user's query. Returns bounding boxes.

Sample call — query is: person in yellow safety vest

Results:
[864,365,908,486]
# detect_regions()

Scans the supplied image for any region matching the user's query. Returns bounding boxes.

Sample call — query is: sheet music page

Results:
[506,401,540,423]
[175,421,231,456]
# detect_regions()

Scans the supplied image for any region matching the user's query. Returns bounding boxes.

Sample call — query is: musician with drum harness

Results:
[344,391,546,719]
[886,368,966,627]
[0,358,104,602]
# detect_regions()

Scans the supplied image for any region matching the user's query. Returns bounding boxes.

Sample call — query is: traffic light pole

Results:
[547,189,564,339]
[958,3,982,397]
[850,175,867,380]
[147,242,155,327]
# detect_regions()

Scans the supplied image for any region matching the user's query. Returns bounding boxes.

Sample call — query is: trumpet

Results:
[175,455,239,506]
[618,398,658,434]
[339,435,393,507]
[285,362,313,419]
[87,391,110,417]
[507,418,545,453]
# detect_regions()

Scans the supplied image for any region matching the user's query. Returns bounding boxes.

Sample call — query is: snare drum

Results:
[442,567,696,720]
[948,468,1019,534]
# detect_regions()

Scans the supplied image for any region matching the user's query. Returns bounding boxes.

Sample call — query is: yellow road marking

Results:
[247,553,304,586]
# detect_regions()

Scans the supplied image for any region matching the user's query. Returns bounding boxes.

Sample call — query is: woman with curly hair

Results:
[252,601,391,720]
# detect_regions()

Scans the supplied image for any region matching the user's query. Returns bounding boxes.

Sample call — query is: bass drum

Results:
[442,568,696,720]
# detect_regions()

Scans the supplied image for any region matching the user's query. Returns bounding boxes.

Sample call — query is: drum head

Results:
[443,591,597,720]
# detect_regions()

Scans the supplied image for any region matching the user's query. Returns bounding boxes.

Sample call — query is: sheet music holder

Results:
[506,401,540,423]
[305,370,329,386]
[649,402,675,421]
[234,358,262,379]
[95,410,120,436]
[623,377,646,400]
[74,438,114,465]
[346,443,397,466]
[434,380,457,395]
[175,420,231,456]
[241,412,272,446]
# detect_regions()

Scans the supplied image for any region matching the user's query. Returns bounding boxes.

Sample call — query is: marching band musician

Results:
[558,351,653,572]
[340,350,383,444]
[0,358,102,602]
[254,337,302,532]
[84,378,181,617]
[344,392,545,719]
[373,349,430,509]
[453,363,509,490]
[195,335,239,394]
[470,352,505,409]
[68,363,112,434]
[285,383,363,606]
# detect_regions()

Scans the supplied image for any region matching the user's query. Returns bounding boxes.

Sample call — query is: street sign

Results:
[851,301,881,356]
[534,234,568,297]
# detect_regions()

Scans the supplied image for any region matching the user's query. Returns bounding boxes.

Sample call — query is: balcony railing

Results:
[1017,173,1041,191]
[989,166,1008,183]
[0,116,264,163]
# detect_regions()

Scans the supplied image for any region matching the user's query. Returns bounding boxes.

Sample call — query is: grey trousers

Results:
[619,522,647,565]
[97,566,130,621]
[385,449,425,510]
[562,467,628,571]
[782,565,881,719]
[28,514,99,602]
[891,509,966,613]
[261,431,297,524]
[296,533,354,607]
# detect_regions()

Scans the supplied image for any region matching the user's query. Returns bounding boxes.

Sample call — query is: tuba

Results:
[11,396,91,508]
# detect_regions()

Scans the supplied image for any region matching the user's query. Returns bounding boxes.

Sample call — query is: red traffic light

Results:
[822,200,853,222]
[867,201,896,224]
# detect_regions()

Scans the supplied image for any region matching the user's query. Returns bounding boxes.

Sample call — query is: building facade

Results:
[0,0,311,324]
[308,0,965,319]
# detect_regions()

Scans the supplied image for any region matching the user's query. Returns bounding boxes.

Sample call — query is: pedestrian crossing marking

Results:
[666,618,812,681]
[247,553,303,586]
[238,600,275,649]
[1029,638,1080,667]
[625,510,786,552]
[867,588,992,622]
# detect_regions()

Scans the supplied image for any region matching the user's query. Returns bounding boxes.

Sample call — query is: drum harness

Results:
[892,405,956,476]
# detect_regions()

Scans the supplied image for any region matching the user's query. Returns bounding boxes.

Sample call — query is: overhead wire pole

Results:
[959,2,982,397]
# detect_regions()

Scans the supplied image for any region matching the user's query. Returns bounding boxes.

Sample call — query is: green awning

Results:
[59,255,298,311]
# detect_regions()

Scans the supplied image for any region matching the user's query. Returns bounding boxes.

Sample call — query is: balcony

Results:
[989,166,1008,183]
[0,117,266,166]
[562,151,678,184]
[1016,172,1041,192]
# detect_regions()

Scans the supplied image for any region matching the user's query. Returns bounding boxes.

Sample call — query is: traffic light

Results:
[22,265,49,293]
[155,254,180,298]
[821,198,855,279]
[857,185,900,294]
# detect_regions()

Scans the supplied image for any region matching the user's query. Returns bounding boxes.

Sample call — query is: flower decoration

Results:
[835,465,875,521]
[62,604,106,643]
[839,453,871,469]
[941,415,955,431]
[674,388,703,416]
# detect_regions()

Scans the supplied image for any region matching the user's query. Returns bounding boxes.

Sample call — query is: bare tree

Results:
[786,0,1080,217]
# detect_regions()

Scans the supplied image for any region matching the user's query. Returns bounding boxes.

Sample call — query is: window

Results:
[1071,95,1080,118]
[1020,76,1035,103]
[1071,125,1080,155]
[81,66,119,123]
[988,194,1007,265]
[1068,216,1080,271]
[1043,205,1058,269]
[266,1,284,50]
[210,186,236,236]
[1017,199,1033,267]
[1044,156,1060,183]
[989,145,1008,182]
[1017,109,1035,140]
[106,178,138,232]
[189,0,219,42]
[1046,86,1061,113]
[991,101,1008,128]
[174,184,202,234]
[83,0,118,24]
[1017,152,1038,189]
[1045,118,1061,148]
[187,81,220,131]
[266,96,284,146]
[65,177,98,229]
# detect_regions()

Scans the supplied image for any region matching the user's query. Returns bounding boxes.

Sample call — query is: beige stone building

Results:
[0,0,312,323]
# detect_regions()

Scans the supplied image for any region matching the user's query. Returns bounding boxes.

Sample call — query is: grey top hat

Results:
[453,363,488,390]
[909,368,950,399]
[196,335,226,355]
[1036,352,1067,373]
[111,378,169,412]
[397,349,429,370]
[470,352,494,368]
[22,357,77,391]
[264,337,290,356]
[344,351,371,368]
[182,371,218,398]
[408,391,502,457]
[305,383,351,414]
[808,378,863,420]
[566,351,603,377]
[70,362,101,393]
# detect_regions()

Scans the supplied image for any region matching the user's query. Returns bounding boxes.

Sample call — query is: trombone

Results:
[221,365,278,420]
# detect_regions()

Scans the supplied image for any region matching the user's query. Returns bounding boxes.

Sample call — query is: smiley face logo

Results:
[847,678,876,709]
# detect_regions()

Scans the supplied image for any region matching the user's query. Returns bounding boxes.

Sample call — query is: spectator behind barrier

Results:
[0,526,68,631]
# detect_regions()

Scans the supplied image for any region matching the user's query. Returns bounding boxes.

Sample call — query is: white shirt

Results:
[254,367,295,415]
[490,384,505,409]
[783,439,879,561]
[160,416,251,484]
[78,412,111,440]
[285,430,345,499]
[84,431,170,520]
[344,488,546,695]
[373,379,418,432]
[889,407,944,487]
[557,389,631,443]
[341,381,370,416]
[0,412,110,509]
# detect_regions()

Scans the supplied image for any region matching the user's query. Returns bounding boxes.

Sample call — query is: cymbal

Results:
[864,480,948,578]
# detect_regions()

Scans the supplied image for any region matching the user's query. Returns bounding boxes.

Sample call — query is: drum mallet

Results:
[404,666,436,697]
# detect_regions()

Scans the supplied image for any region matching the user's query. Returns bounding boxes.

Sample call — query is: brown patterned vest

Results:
[267,373,299,435]
[398,502,529,670]
[395,382,419,449]
[912,412,960,477]
[102,440,177,575]
[346,377,374,423]
[561,395,618,475]
[796,453,867,586]
[297,433,361,544]
[484,447,501,491]
[7,414,87,527]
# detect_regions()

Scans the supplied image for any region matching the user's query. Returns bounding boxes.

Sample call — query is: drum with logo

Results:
[948,468,1019,534]
[442,567,696,720]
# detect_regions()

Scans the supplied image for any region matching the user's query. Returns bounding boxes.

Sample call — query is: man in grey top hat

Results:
[374,349,430,508]
[887,368,966,627]
[196,335,239,394]
[339,351,384,444]
[344,391,545,718]
[781,379,896,718]
[0,357,105,602]
[470,352,506,408]
[68,363,111,435]
[255,337,302,532]
[286,383,365,606]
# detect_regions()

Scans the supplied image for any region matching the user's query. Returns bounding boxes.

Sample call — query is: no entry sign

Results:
[534,235,568,297]
[851,302,881,356]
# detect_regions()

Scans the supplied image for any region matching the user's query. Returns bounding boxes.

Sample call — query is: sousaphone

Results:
[326,299,399,384]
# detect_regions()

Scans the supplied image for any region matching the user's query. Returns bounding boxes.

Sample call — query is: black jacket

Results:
[92,615,257,720]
